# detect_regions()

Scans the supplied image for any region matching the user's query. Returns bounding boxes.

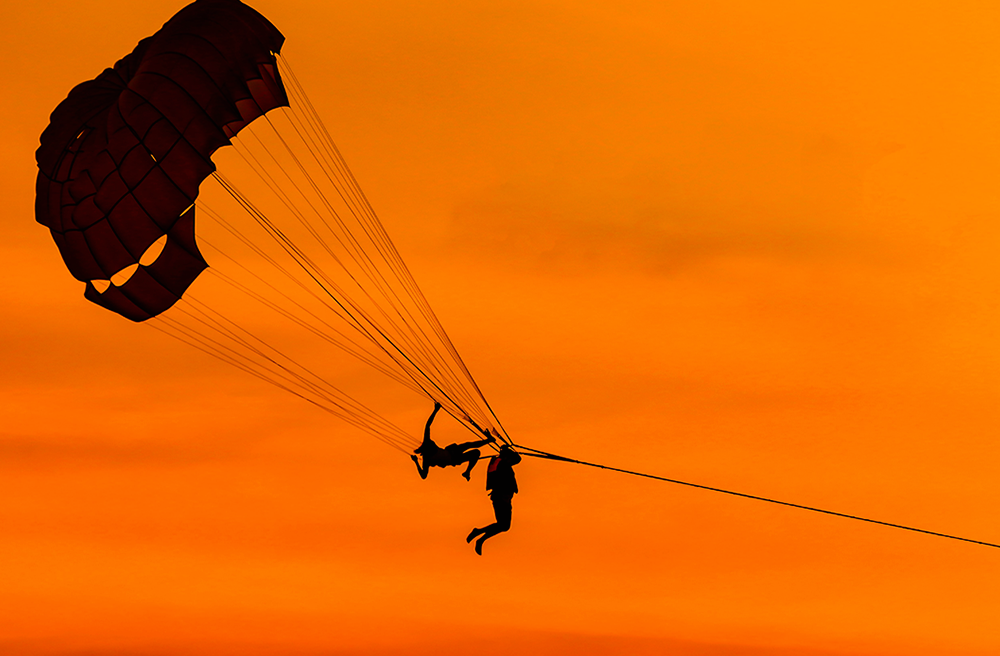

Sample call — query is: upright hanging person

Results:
[466,444,522,555]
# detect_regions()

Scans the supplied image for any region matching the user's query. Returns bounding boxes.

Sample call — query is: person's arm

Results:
[424,401,442,442]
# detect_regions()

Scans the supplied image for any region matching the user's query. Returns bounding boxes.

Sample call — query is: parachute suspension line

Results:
[277,54,513,444]
[210,153,485,423]
[209,171,494,436]
[515,445,1000,550]
[278,56,466,374]
[276,56,411,290]
[209,170,459,406]
[196,203,422,391]
[253,114,413,323]
[146,317,414,452]
[205,264,421,392]
[148,300,417,452]
[236,115,418,348]
[179,296,412,443]
[178,305,414,452]
[279,56,432,317]
[173,299,342,409]
[265,96,436,342]
[271,53,513,444]
[197,198,402,362]
[274,60,462,370]
[260,109,472,402]
[238,116,490,426]
[232,124,445,387]
[146,318,335,418]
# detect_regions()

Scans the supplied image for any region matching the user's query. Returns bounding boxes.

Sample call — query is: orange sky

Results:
[3,1,1000,654]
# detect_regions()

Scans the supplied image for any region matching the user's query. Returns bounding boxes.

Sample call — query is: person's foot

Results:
[462,470,472,481]
[475,536,486,555]
[411,455,428,479]
[466,528,482,543]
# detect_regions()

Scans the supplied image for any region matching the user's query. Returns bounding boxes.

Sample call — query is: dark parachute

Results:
[34,0,512,453]
[35,0,287,321]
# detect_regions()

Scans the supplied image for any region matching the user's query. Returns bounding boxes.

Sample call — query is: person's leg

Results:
[474,523,509,555]
[411,454,429,479]
[474,498,512,555]
[460,449,481,480]
[466,494,505,544]
[454,438,490,451]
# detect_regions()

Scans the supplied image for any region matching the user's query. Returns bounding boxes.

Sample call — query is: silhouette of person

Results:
[411,401,495,481]
[466,444,522,555]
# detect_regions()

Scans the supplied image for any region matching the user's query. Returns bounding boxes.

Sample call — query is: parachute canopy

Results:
[35,0,512,454]
[35,0,288,321]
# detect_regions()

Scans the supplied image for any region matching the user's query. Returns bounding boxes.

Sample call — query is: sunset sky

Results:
[3,1,1000,654]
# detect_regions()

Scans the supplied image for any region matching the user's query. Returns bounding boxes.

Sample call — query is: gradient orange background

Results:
[3,1,1000,654]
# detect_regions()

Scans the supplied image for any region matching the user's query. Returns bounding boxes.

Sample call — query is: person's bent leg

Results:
[474,498,512,555]
[474,523,499,555]
[454,439,490,451]
[461,449,481,480]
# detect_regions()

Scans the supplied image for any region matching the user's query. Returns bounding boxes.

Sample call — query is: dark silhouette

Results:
[466,444,522,555]
[411,402,495,481]
[36,0,285,321]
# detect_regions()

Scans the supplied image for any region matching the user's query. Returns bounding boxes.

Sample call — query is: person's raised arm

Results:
[424,401,442,443]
